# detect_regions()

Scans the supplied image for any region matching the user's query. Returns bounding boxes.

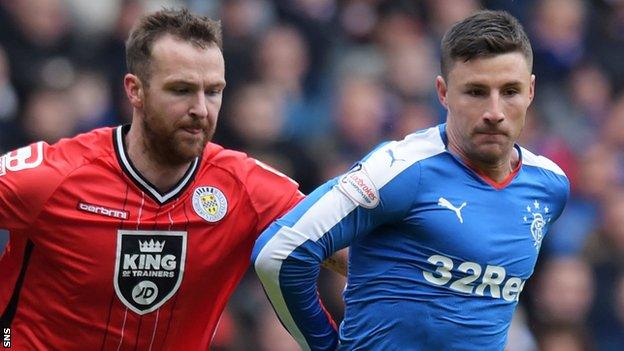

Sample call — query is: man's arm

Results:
[252,138,421,350]
[322,248,348,277]
[252,180,346,350]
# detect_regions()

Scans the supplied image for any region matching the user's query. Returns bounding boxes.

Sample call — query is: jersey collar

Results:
[438,123,523,190]
[113,125,200,204]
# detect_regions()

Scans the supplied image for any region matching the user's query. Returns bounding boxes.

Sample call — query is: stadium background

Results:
[0,0,623,350]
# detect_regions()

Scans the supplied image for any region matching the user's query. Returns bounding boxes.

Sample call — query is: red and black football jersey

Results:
[0,125,303,350]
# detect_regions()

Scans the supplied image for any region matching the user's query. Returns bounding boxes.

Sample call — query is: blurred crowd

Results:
[0,0,623,350]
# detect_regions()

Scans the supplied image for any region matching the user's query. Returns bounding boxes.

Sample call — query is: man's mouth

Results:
[182,127,203,135]
[475,129,507,136]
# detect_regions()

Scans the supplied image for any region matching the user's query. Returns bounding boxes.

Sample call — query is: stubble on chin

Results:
[470,140,513,166]
[163,129,211,166]
[141,120,208,167]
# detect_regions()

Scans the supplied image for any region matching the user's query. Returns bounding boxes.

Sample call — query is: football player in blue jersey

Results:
[252,10,569,351]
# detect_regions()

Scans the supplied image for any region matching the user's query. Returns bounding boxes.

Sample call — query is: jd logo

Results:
[132,281,158,305]
[114,230,187,315]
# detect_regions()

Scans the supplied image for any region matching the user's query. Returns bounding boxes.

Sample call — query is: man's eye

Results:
[172,87,190,94]
[467,89,484,97]
[503,89,519,96]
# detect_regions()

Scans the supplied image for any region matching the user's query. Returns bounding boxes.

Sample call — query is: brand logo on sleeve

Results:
[192,186,228,222]
[386,149,405,167]
[114,230,187,315]
[338,164,379,209]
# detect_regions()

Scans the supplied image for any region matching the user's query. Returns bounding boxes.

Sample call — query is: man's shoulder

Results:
[0,127,117,223]
[199,143,301,217]
[200,142,253,175]
[2,127,115,180]
[200,142,297,184]
[519,146,567,178]
[358,126,446,182]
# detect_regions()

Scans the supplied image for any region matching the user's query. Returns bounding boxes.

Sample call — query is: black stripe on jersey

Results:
[112,125,201,205]
[0,240,34,327]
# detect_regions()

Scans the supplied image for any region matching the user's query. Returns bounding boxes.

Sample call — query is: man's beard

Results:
[141,111,213,167]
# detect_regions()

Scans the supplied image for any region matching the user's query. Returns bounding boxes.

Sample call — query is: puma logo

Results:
[437,197,467,223]
[386,149,405,167]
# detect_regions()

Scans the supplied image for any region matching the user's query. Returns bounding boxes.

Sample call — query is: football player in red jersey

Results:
[0,8,344,350]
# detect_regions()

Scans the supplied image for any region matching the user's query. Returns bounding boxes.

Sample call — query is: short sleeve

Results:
[243,158,304,235]
[0,142,64,230]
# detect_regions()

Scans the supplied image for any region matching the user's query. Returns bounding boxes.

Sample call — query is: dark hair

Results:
[125,8,222,84]
[440,10,532,79]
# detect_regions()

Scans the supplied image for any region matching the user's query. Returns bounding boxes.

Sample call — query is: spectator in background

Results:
[530,257,595,329]
[546,143,618,255]
[530,0,587,84]
[0,0,79,100]
[585,187,624,351]
[424,0,480,40]
[20,87,76,143]
[255,24,332,142]
[219,0,275,94]
[224,81,322,193]
[0,45,19,152]
[312,74,388,180]
[537,324,595,351]
[93,0,147,123]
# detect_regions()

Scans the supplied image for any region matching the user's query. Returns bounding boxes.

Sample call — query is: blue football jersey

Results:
[253,124,569,351]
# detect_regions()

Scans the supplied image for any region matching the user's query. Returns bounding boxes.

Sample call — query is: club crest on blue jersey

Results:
[523,200,551,251]
[192,186,228,222]
[338,163,379,209]
[114,230,187,315]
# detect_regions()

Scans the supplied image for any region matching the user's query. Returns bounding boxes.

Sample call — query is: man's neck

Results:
[463,152,518,183]
[125,125,193,193]
[446,131,519,183]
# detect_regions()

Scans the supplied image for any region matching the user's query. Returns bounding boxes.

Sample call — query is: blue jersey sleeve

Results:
[252,142,423,350]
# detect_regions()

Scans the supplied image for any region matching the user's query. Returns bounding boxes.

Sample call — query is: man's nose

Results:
[189,93,208,119]
[483,92,505,123]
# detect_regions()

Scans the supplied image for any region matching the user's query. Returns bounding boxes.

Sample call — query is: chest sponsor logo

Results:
[523,200,551,251]
[77,201,129,220]
[114,230,187,315]
[423,254,526,302]
[192,186,228,222]
[338,163,379,209]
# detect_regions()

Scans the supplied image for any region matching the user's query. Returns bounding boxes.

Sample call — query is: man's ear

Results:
[435,76,448,109]
[528,74,535,105]
[124,73,144,109]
